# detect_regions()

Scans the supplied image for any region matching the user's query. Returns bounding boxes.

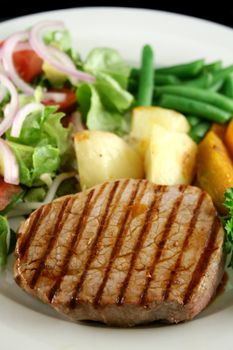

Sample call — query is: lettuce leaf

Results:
[6,106,73,186]
[32,145,60,179]
[7,106,72,161]
[44,30,72,52]
[8,142,33,186]
[0,216,9,267]
[79,48,133,134]
[8,142,60,186]
[77,84,129,135]
[24,187,46,202]
[95,72,133,112]
[84,48,131,89]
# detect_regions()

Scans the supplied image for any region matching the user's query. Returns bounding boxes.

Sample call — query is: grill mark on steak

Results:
[116,185,166,306]
[183,215,221,304]
[68,181,120,309]
[29,196,75,289]
[140,185,186,306]
[163,191,205,300]
[48,186,105,303]
[93,180,142,307]
[18,204,51,260]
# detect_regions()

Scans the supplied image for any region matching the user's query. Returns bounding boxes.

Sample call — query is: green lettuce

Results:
[6,106,73,186]
[77,84,129,135]
[24,187,46,202]
[44,30,72,52]
[84,48,131,89]
[8,142,60,186]
[95,72,133,112]
[79,48,133,134]
[0,216,9,267]
[7,106,72,160]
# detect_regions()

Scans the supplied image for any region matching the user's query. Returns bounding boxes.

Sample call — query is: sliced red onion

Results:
[0,139,19,185]
[0,85,6,103]
[29,21,95,83]
[43,91,66,103]
[14,41,32,52]
[0,74,18,136]
[1,31,34,95]
[11,102,44,137]
[47,46,78,85]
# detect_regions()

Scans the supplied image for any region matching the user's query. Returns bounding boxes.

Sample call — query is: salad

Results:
[0,20,233,270]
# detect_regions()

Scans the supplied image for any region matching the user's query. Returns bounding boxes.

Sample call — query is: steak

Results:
[14,179,225,327]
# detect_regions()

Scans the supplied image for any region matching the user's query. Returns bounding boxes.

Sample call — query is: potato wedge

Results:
[74,130,144,189]
[145,124,197,185]
[197,130,233,214]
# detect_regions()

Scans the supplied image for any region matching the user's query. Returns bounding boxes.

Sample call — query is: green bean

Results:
[205,60,222,73]
[208,79,224,92]
[155,74,180,86]
[158,94,231,123]
[131,67,180,86]
[212,65,233,84]
[221,75,233,98]
[186,115,201,127]
[185,73,213,88]
[137,45,154,106]
[189,121,211,143]
[155,85,233,113]
[156,59,204,78]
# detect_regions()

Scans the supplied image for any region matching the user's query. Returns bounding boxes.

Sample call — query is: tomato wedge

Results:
[43,89,77,114]
[0,176,22,212]
[13,50,43,83]
[0,40,43,83]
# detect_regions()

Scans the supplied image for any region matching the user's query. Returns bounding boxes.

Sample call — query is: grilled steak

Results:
[14,179,225,327]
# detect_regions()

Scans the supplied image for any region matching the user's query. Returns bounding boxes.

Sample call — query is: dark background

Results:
[1,2,233,28]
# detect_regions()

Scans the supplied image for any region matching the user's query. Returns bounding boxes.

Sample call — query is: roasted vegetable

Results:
[197,131,233,213]
[145,124,197,185]
[74,130,144,189]
[130,106,189,156]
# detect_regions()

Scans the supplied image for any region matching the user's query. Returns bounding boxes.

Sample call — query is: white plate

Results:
[0,7,233,350]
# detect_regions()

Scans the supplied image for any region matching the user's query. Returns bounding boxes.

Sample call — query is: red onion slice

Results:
[0,74,18,136]
[43,91,66,103]
[0,138,19,185]
[1,32,35,95]
[14,41,32,52]
[11,102,44,138]
[47,46,78,85]
[0,85,6,103]
[29,21,95,83]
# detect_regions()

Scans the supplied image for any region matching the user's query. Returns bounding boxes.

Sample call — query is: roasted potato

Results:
[130,106,190,156]
[145,124,197,185]
[74,130,144,189]
[197,130,233,213]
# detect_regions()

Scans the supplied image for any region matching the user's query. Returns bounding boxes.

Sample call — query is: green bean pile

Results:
[129,45,233,142]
